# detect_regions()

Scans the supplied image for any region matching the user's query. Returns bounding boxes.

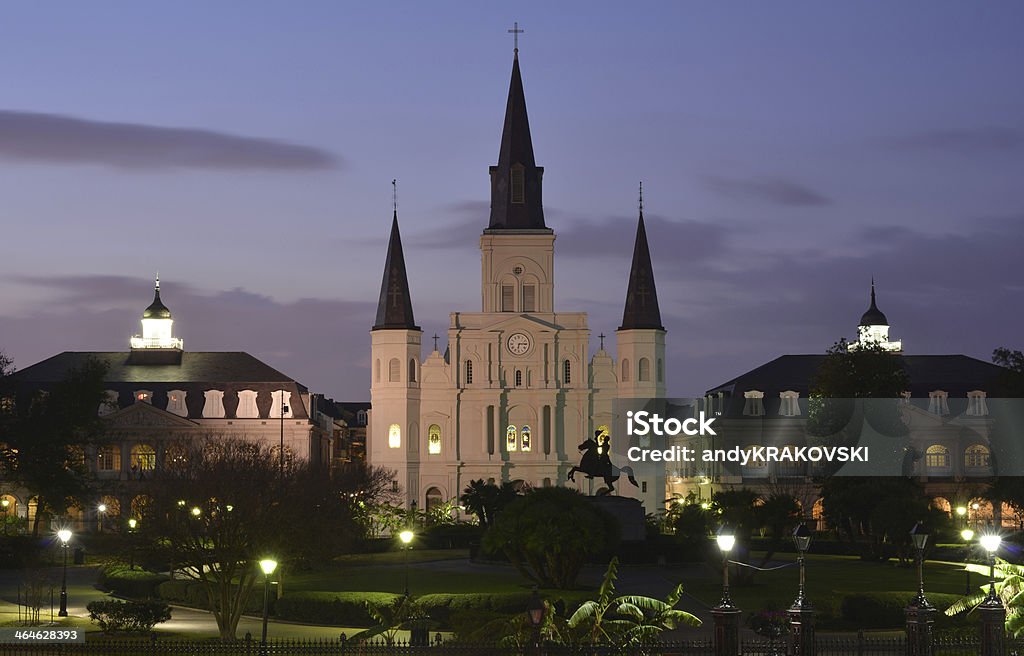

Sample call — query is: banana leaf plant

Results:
[945,559,1024,636]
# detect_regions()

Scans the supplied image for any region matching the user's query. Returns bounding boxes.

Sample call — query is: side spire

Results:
[619,186,664,331]
[487,42,547,231]
[373,187,419,331]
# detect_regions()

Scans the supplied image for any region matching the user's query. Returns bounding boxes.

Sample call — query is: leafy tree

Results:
[670,501,713,561]
[459,479,519,527]
[482,487,619,589]
[993,347,1024,397]
[755,493,802,566]
[0,355,108,536]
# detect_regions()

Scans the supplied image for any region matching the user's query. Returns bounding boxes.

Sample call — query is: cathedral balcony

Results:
[129,336,184,350]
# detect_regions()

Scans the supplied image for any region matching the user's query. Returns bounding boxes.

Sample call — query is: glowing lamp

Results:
[97,503,107,513]
[716,525,736,553]
[57,529,72,544]
[980,534,1002,554]
[399,530,414,545]
[526,589,545,627]
[191,507,202,517]
[259,559,278,575]
[961,528,975,542]
[128,518,138,530]
[1,499,9,508]
[955,506,967,517]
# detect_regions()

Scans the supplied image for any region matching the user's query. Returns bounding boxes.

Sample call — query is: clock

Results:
[507,332,531,355]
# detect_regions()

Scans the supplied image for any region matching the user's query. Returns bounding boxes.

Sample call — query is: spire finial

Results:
[508,21,524,55]
[155,273,160,292]
[392,179,397,217]
[639,181,644,215]
[871,276,876,304]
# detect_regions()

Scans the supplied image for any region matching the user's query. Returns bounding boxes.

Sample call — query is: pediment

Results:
[483,314,558,333]
[104,402,198,429]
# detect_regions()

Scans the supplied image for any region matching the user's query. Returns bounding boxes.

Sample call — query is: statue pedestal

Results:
[588,496,646,541]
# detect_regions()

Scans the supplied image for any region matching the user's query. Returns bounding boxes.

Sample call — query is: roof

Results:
[142,278,172,319]
[859,280,889,327]
[487,52,547,231]
[618,209,664,331]
[372,212,419,331]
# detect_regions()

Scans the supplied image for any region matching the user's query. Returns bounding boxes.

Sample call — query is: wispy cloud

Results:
[0,110,339,171]
[886,127,1024,155]
[703,175,831,207]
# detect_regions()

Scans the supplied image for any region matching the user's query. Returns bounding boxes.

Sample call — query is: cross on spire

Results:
[432,333,439,351]
[598,333,606,350]
[508,21,524,53]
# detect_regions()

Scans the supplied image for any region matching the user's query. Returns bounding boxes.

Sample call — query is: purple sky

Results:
[2,3,1023,399]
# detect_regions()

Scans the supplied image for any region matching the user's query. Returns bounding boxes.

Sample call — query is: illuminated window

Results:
[134,390,152,404]
[506,425,518,452]
[270,390,292,418]
[511,167,525,204]
[409,359,417,383]
[965,444,991,468]
[967,391,989,417]
[515,369,523,387]
[97,445,121,472]
[621,359,630,382]
[925,444,950,469]
[388,424,401,449]
[521,425,532,452]
[389,358,401,382]
[131,494,152,519]
[428,424,442,455]
[269,445,295,469]
[743,390,765,417]
[638,358,651,382]
[780,391,801,417]
[928,391,949,416]
[563,360,571,386]
[99,496,120,517]
[501,285,515,312]
[164,444,188,469]
[203,390,226,418]
[465,360,473,385]
[166,390,187,417]
[236,390,259,418]
[522,285,536,312]
[130,444,156,471]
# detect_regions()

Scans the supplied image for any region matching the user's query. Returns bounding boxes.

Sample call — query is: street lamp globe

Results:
[57,528,72,544]
[793,523,813,553]
[955,506,967,517]
[961,528,975,542]
[980,534,1002,554]
[399,530,414,545]
[527,589,545,627]
[1,498,9,509]
[128,518,138,530]
[260,559,278,575]
[191,507,202,517]
[716,525,736,553]
[910,522,929,551]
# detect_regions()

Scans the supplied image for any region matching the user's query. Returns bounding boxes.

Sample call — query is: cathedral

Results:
[367,49,668,513]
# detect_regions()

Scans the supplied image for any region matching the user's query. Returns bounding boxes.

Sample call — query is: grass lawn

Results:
[684,552,976,620]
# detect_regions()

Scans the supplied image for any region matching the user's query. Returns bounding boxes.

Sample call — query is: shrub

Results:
[417,591,590,626]
[839,591,965,628]
[96,564,168,599]
[275,592,403,626]
[86,599,171,633]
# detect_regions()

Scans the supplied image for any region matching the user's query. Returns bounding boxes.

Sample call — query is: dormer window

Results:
[134,390,152,404]
[779,391,801,417]
[511,167,525,204]
[236,390,259,418]
[743,390,765,417]
[928,390,950,416]
[967,390,989,417]
[166,390,188,417]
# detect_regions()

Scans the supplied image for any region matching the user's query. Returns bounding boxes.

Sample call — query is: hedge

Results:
[838,591,967,628]
[96,565,168,599]
[274,592,403,627]
[157,579,265,613]
[87,599,172,633]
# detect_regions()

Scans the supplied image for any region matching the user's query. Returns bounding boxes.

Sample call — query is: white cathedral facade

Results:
[367,50,667,513]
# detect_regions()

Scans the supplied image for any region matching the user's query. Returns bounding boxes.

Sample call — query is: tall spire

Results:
[619,188,664,331]
[487,47,547,231]
[373,200,419,331]
[859,277,888,327]
[143,274,171,319]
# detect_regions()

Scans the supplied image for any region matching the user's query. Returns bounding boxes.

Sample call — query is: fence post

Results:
[904,596,936,656]
[979,595,1006,656]
[787,602,814,656]
[711,602,741,656]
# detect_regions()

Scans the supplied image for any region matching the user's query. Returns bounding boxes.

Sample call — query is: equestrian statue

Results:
[567,430,639,495]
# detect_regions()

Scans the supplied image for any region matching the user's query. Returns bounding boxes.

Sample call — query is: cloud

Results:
[886,127,1024,155]
[0,110,339,171]
[703,175,831,207]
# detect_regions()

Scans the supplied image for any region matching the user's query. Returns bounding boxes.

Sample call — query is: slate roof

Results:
[372,212,419,331]
[619,209,664,331]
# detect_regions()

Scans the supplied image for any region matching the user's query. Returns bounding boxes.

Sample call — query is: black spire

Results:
[619,195,664,331]
[372,211,419,331]
[858,277,889,326]
[487,51,547,231]
[142,275,171,319]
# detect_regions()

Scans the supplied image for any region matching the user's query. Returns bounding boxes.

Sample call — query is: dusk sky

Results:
[2,3,1023,400]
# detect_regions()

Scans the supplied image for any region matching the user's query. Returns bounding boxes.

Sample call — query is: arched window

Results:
[428,424,442,455]
[965,444,991,469]
[130,444,156,471]
[521,425,532,452]
[621,359,630,382]
[425,487,444,513]
[388,424,401,449]
[780,391,801,417]
[164,443,188,469]
[375,359,381,383]
[506,425,518,452]
[925,444,950,469]
[638,358,651,382]
[99,496,121,517]
[743,390,765,417]
[409,359,417,383]
[130,494,153,519]
[356,410,367,425]
[515,369,523,387]
[932,497,952,514]
[166,390,188,417]
[563,360,572,386]
[389,358,401,382]
[269,445,295,470]
[97,445,121,472]
[465,360,473,385]
[511,166,525,204]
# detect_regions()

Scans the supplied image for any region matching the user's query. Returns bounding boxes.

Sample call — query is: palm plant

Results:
[944,558,1024,636]
[346,596,438,646]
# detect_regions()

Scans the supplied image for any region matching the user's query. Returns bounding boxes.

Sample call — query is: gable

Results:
[104,401,198,430]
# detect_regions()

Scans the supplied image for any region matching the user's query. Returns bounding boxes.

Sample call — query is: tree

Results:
[755,493,802,566]
[137,438,392,640]
[481,487,618,589]
[993,347,1024,397]
[0,355,109,536]
[346,596,438,646]
[459,479,519,527]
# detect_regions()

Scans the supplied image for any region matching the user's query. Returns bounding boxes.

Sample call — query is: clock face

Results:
[507,332,531,355]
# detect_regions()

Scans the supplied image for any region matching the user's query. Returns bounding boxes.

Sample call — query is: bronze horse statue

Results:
[567,431,639,495]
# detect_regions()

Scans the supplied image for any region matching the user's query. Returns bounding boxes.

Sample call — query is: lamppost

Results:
[399,530,414,597]
[956,506,967,527]
[905,522,935,656]
[259,559,278,648]
[526,588,545,655]
[789,524,815,656]
[57,528,72,617]
[127,518,138,569]
[961,529,975,595]
[978,533,1004,656]
[712,524,740,656]
[1,497,9,536]
[97,503,107,533]
[279,395,289,483]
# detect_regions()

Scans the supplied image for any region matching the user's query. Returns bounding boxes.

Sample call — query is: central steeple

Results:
[487,51,547,231]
